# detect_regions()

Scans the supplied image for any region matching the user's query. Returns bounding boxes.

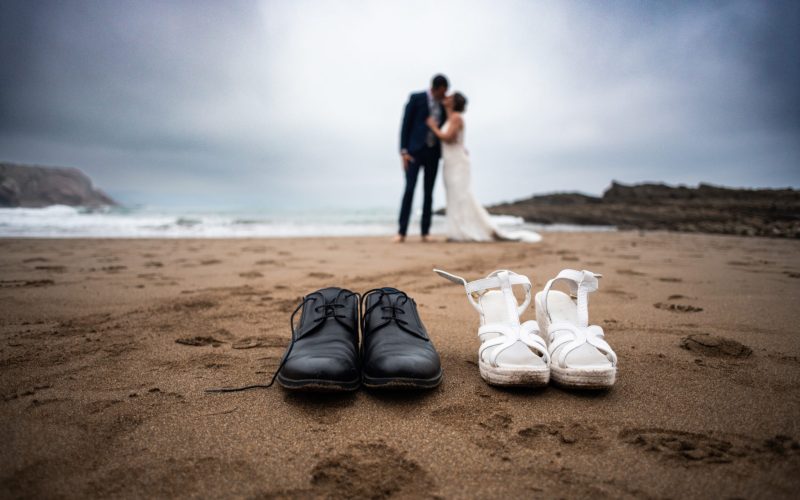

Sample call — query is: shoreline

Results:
[0,204,613,239]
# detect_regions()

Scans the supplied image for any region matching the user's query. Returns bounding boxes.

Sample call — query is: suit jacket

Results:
[400,91,447,157]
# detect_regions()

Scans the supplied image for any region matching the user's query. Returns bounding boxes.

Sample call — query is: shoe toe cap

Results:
[366,350,441,380]
[281,353,358,382]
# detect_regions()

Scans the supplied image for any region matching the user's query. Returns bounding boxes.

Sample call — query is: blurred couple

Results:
[395,74,541,243]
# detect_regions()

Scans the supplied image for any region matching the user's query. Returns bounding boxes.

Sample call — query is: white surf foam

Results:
[0,206,615,238]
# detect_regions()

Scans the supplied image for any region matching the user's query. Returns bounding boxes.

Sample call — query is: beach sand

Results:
[1,232,799,498]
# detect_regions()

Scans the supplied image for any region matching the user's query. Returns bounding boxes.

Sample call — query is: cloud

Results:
[0,0,797,208]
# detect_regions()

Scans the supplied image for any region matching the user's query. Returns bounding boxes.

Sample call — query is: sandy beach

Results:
[1,232,799,498]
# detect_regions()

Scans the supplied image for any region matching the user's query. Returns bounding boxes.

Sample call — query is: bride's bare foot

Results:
[392,234,406,243]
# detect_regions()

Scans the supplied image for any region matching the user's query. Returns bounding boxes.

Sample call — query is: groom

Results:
[395,74,448,243]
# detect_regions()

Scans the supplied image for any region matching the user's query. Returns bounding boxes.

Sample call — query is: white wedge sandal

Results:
[535,269,617,389]
[434,269,550,387]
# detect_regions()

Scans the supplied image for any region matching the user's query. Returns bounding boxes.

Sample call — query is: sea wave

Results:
[0,205,615,238]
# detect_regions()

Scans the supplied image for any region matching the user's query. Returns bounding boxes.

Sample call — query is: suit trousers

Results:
[398,147,440,236]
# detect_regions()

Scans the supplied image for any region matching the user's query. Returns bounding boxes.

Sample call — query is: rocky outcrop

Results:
[487,181,800,238]
[0,162,117,208]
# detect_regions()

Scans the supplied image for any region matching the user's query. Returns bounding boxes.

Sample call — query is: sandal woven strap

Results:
[478,320,548,366]
[548,322,617,368]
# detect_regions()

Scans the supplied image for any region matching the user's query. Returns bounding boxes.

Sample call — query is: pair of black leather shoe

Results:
[275,286,442,391]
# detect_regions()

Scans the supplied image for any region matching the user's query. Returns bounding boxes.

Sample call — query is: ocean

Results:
[0,205,615,238]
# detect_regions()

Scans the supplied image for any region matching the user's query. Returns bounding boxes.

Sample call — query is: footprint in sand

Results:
[659,277,682,283]
[308,272,335,279]
[679,334,752,359]
[85,399,125,414]
[204,362,229,369]
[34,265,66,273]
[200,259,221,265]
[242,245,268,253]
[762,435,800,456]
[239,271,264,279]
[728,259,774,267]
[169,298,217,312]
[430,403,487,431]
[175,336,225,347]
[232,335,286,349]
[654,301,703,313]
[22,257,49,263]
[620,428,743,464]
[310,442,435,499]
[144,261,163,268]
[479,412,513,432]
[605,288,637,300]
[3,384,52,402]
[102,265,127,273]
[430,405,516,457]
[619,428,799,465]
[27,398,70,410]
[0,279,54,288]
[515,422,604,450]
[617,269,646,276]
[194,353,235,369]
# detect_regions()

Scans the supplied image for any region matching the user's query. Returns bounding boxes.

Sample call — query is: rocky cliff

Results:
[487,181,800,238]
[0,162,117,208]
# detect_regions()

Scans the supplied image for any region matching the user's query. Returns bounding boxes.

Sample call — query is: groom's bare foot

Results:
[392,234,406,243]
[421,235,433,243]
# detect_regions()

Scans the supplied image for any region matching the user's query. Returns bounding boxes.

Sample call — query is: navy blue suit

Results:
[398,91,446,236]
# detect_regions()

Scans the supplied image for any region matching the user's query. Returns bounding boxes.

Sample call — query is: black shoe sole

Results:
[362,370,443,390]
[276,374,361,392]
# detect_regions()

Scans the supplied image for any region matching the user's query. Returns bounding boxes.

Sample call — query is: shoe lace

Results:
[205,289,359,393]
[361,288,406,327]
[360,288,427,340]
[314,302,348,322]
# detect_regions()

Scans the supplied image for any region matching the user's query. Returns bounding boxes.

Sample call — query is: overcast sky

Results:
[1,0,798,209]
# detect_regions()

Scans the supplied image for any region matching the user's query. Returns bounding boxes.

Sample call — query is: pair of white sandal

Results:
[434,268,617,389]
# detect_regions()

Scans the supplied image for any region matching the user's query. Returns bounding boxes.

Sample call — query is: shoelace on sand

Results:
[205,289,359,393]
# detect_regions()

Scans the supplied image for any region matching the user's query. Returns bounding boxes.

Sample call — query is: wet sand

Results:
[1,232,799,498]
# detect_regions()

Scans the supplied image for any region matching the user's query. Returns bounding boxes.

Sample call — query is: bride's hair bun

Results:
[453,92,468,112]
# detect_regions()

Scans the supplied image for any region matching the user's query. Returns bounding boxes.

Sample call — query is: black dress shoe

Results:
[361,287,442,389]
[274,287,361,391]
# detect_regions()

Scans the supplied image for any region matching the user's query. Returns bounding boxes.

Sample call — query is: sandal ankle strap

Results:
[434,268,532,317]
[541,269,601,327]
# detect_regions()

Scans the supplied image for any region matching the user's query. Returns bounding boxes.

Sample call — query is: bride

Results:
[426,93,541,243]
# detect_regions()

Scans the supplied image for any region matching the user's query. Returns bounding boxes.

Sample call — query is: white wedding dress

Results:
[440,120,542,243]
